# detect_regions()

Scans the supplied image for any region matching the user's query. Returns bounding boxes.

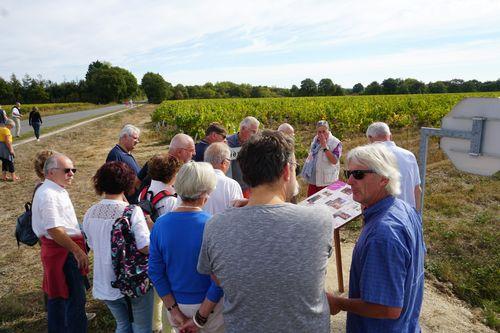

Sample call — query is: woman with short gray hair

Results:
[148,162,224,333]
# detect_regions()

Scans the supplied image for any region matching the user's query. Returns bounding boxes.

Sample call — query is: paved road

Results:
[15,104,129,136]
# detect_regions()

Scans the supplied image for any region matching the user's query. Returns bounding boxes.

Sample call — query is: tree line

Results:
[1,60,499,105]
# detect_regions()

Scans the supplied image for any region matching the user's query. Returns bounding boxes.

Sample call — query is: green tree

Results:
[318,78,336,96]
[427,81,447,93]
[141,72,170,103]
[382,78,399,94]
[10,74,23,102]
[87,67,127,103]
[299,78,317,96]
[364,81,382,95]
[290,85,299,97]
[404,78,426,94]
[114,67,138,99]
[0,77,13,103]
[173,84,188,100]
[352,83,364,94]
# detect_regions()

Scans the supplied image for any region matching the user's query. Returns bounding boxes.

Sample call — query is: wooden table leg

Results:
[334,229,344,293]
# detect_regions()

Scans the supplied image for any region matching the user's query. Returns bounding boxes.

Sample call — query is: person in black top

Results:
[193,122,227,162]
[29,107,43,141]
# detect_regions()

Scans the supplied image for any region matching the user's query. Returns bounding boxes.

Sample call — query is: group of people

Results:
[29,115,425,333]
[0,102,44,181]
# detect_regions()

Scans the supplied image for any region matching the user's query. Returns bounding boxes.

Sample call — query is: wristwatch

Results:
[323,148,328,152]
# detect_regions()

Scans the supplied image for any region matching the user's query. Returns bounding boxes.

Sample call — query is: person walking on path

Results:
[11,102,22,137]
[29,106,43,141]
[0,119,19,181]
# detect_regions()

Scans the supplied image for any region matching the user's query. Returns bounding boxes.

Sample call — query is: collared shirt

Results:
[32,179,82,239]
[194,140,209,162]
[106,144,141,175]
[148,180,178,218]
[347,196,425,333]
[381,141,421,208]
[203,169,243,215]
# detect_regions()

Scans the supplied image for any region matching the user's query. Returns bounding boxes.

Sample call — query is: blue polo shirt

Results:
[347,196,425,333]
[106,144,141,175]
[226,133,248,191]
[194,140,209,162]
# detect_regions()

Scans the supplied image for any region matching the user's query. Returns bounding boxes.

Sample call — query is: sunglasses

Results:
[344,169,374,180]
[54,168,77,174]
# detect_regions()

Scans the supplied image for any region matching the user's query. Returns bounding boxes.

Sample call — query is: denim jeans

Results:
[47,253,87,333]
[104,288,154,333]
[32,121,41,139]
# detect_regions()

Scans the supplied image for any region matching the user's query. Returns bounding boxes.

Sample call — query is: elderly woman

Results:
[140,153,181,333]
[83,161,153,333]
[149,161,224,333]
[301,120,342,196]
[0,119,19,181]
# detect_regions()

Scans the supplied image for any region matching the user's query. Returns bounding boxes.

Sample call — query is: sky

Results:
[1,0,499,88]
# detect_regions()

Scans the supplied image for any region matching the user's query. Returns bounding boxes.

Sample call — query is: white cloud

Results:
[0,0,499,84]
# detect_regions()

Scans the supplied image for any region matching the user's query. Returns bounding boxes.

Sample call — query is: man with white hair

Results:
[277,122,295,137]
[226,116,260,197]
[198,130,333,332]
[169,133,196,163]
[366,122,421,210]
[32,153,89,332]
[106,124,142,202]
[328,143,425,333]
[203,142,243,214]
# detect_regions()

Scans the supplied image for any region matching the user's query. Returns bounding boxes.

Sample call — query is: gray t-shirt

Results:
[198,203,333,333]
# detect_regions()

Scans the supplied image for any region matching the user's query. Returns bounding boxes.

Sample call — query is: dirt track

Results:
[0,105,493,332]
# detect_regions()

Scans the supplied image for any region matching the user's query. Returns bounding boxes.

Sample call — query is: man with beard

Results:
[196,130,333,333]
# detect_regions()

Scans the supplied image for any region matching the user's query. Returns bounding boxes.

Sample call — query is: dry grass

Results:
[0,105,497,331]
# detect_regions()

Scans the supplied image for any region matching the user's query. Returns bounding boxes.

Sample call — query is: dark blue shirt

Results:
[347,196,425,333]
[226,133,248,191]
[148,211,223,304]
[194,140,209,162]
[106,144,141,203]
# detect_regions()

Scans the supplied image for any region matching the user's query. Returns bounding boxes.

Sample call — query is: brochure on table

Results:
[299,180,362,229]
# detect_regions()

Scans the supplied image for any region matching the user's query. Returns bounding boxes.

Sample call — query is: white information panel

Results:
[299,180,362,229]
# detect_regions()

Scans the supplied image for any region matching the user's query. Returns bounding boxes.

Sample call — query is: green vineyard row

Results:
[152,92,500,139]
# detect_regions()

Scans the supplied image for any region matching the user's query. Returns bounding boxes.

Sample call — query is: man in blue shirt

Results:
[106,124,142,202]
[328,143,425,333]
[194,122,227,162]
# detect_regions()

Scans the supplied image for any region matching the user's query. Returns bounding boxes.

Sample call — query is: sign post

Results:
[419,98,500,211]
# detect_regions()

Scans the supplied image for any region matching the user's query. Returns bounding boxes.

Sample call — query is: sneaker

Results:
[86,312,96,321]
[37,138,40,142]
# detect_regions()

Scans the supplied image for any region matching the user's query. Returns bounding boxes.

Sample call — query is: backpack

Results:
[138,186,176,222]
[15,183,42,247]
[110,205,151,298]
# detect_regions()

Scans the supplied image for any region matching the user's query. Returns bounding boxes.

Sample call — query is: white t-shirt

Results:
[82,199,150,301]
[32,179,82,239]
[382,141,421,208]
[203,169,243,215]
[148,180,177,218]
[11,107,21,118]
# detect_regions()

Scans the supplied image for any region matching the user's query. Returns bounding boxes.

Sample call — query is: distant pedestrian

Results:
[0,105,7,125]
[11,102,22,137]
[0,119,19,181]
[29,107,43,141]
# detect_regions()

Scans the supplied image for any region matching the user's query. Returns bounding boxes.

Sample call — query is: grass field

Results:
[0,101,498,331]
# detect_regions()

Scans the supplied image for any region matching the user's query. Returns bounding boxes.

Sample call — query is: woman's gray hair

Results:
[174,161,217,201]
[316,120,329,129]
[346,143,401,196]
[204,142,230,165]
[239,116,260,130]
[5,119,15,127]
[119,124,140,139]
[366,122,391,138]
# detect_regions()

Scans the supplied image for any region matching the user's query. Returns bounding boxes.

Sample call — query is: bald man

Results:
[168,133,196,163]
[278,123,295,137]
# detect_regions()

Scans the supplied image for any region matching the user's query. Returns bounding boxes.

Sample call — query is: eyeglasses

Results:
[344,169,374,180]
[54,168,77,174]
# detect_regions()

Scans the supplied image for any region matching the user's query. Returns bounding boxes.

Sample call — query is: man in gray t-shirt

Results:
[197,130,333,333]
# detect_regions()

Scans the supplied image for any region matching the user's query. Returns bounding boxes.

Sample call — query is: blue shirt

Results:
[194,140,209,162]
[148,211,223,304]
[226,133,248,190]
[106,144,141,175]
[347,196,425,333]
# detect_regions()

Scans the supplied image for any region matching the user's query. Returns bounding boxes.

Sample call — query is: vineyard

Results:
[152,92,500,139]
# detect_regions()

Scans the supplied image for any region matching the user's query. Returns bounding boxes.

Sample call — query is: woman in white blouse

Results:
[83,161,153,333]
